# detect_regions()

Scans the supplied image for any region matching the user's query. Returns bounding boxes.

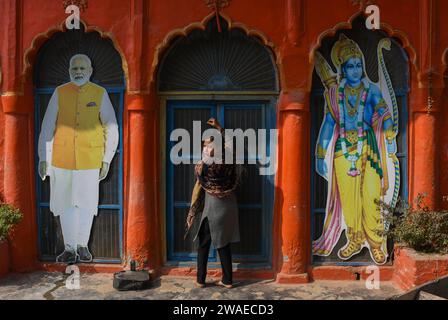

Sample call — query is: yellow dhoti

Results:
[334,144,384,249]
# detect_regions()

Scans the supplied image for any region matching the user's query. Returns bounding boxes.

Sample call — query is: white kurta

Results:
[37,83,119,250]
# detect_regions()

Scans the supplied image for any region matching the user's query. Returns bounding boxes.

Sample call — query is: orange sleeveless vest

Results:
[52,82,105,170]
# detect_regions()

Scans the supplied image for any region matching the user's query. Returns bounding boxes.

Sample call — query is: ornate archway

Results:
[157,16,279,265]
[157,15,279,94]
[33,24,125,263]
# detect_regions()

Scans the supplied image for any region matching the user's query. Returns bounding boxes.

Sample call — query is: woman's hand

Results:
[207,117,222,131]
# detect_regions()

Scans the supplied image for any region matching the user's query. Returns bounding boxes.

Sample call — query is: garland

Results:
[337,79,369,177]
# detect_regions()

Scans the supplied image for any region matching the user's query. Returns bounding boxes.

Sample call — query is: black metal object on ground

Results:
[113,261,151,291]
[113,271,151,291]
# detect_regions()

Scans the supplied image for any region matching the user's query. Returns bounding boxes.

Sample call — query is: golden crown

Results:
[331,34,363,68]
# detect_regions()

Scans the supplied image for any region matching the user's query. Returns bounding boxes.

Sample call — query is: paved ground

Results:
[0,271,403,300]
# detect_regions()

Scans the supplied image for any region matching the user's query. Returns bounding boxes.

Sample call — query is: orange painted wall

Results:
[0,0,446,280]
[438,0,448,208]
[0,98,4,202]
[439,77,448,208]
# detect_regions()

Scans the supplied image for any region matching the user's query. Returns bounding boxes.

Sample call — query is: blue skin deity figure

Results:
[313,34,399,265]
[317,57,396,179]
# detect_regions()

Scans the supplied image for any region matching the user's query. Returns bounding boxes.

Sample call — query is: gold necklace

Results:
[344,83,363,117]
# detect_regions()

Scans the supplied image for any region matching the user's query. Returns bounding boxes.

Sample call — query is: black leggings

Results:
[197,217,233,285]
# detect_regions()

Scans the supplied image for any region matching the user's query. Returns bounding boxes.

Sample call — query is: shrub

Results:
[0,203,23,242]
[379,194,448,254]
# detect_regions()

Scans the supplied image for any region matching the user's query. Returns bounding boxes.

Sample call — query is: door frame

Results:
[159,94,278,268]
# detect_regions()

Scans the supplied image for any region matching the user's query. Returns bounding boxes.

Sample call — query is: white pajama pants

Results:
[49,166,100,249]
[59,207,95,248]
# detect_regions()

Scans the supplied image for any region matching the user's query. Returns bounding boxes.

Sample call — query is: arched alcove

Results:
[34,25,125,88]
[157,16,278,265]
[310,15,410,265]
[34,24,125,263]
[157,16,279,93]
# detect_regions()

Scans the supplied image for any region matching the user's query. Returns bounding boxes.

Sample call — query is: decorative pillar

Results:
[125,94,150,269]
[275,89,310,284]
[0,0,37,272]
[125,92,161,273]
[2,94,37,272]
[410,86,442,208]
[410,0,441,208]
[124,0,161,272]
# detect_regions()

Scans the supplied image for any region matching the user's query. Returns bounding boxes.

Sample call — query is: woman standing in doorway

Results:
[185,118,241,289]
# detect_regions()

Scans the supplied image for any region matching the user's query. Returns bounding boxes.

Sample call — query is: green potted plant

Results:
[379,195,448,290]
[0,203,23,277]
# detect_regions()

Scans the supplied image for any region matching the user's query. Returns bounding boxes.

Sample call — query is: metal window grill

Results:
[166,101,275,265]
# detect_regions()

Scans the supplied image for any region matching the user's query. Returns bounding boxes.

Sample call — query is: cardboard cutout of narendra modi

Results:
[38,54,119,264]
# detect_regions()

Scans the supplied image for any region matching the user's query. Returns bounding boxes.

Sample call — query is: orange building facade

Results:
[0,0,447,284]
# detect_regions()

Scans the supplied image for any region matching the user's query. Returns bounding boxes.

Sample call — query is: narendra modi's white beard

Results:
[70,76,89,87]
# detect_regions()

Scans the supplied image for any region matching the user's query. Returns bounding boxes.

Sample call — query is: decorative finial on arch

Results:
[205,0,231,32]
[350,0,373,10]
[63,0,88,11]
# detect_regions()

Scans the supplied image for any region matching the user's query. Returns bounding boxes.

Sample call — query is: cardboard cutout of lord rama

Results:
[313,34,400,265]
[38,54,119,264]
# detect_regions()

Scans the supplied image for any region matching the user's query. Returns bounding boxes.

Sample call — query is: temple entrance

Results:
[158,17,278,266]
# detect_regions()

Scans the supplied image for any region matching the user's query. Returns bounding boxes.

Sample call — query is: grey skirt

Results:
[193,191,240,249]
